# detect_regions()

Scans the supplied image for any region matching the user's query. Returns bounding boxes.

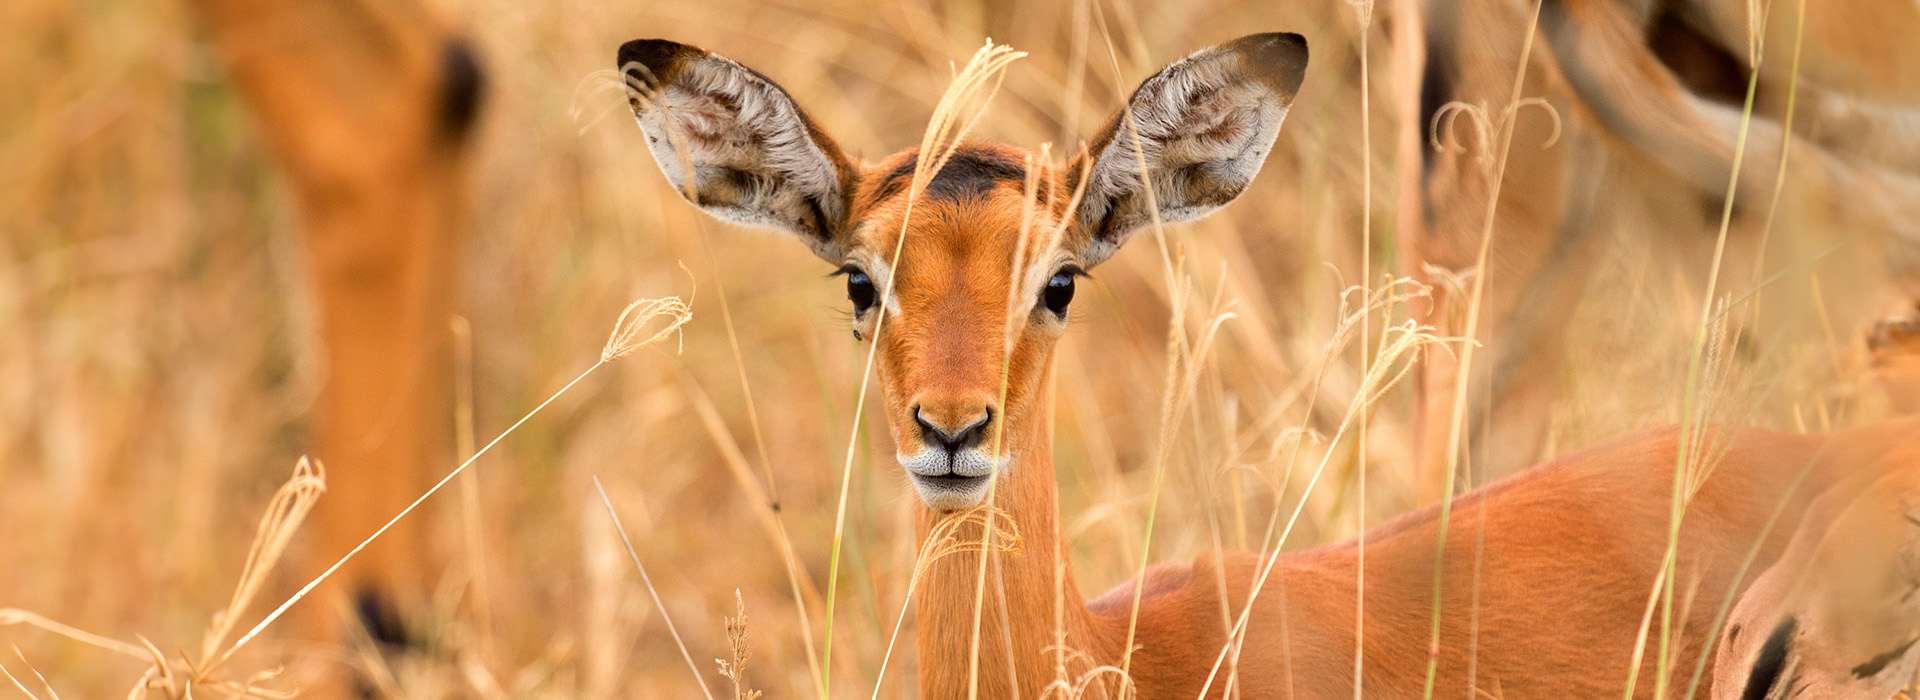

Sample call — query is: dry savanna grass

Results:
[2,0,1910,697]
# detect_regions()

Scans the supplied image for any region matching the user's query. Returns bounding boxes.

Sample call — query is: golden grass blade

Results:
[1089,2,1184,682]
[13,648,58,700]
[1193,281,1448,699]
[966,480,1007,700]
[1681,10,1827,682]
[449,314,494,666]
[1,647,47,700]
[1420,2,1551,696]
[1679,450,1824,700]
[681,217,824,693]
[1631,0,1778,693]
[1742,0,1809,331]
[199,458,326,662]
[1346,0,1378,693]
[0,663,43,700]
[682,376,827,691]
[820,39,1025,700]
[976,148,1055,700]
[133,637,170,698]
[591,477,718,700]
[603,288,695,362]
[210,293,690,671]
[0,610,148,661]
[716,590,763,700]
[866,592,916,700]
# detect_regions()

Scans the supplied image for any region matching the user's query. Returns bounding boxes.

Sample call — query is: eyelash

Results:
[1040,265,1084,317]
[837,265,877,316]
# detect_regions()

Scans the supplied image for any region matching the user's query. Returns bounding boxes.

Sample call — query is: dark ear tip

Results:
[1228,32,1309,95]
[617,39,698,82]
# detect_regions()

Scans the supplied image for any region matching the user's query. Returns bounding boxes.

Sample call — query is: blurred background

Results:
[2,0,1909,697]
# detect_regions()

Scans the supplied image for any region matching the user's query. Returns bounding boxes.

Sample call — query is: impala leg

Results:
[186,0,481,689]
[1408,158,1600,493]
[1409,0,1591,491]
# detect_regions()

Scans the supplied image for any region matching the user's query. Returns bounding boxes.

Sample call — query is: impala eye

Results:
[1042,268,1078,316]
[844,266,876,315]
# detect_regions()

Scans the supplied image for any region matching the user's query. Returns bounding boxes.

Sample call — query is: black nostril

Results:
[915,407,992,452]
[915,410,959,450]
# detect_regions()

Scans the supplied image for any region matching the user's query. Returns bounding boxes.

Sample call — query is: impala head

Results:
[619,34,1306,511]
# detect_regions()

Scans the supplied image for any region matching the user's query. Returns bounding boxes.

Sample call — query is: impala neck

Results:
[912,368,1117,700]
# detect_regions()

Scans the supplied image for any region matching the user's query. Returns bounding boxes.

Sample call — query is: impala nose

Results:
[915,406,992,454]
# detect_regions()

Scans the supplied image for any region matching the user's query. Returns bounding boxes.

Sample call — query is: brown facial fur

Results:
[620,33,1313,699]
[845,144,1075,466]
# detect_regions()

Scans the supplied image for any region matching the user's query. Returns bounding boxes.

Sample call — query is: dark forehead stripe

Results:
[871,144,1030,203]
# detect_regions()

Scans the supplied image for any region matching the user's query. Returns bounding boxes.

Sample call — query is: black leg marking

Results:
[1742,617,1798,700]
[353,586,411,650]
[1416,38,1453,176]
[1646,9,1747,106]
[1851,636,1919,679]
[435,37,486,145]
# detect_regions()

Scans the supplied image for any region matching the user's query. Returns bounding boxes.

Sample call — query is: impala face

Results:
[840,146,1075,509]
[619,33,1306,511]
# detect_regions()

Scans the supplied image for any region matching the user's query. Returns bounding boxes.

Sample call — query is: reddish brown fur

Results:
[911,380,1919,698]
[839,148,1049,468]
[1709,434,1920,699]
[787,139,1920,700]
[189,0,478,692]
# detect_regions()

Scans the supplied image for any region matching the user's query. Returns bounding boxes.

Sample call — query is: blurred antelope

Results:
[1711,454,1920,700]
[188,0,481,690]
[1710,316,1920,700]
[1405,0,1920,483]
[620,32,1920,699]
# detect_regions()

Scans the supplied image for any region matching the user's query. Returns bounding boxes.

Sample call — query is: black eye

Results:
[845,267,876,314]
[1042,268,1077,316]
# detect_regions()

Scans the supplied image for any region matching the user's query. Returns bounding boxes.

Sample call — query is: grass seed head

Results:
[603,293,695,362]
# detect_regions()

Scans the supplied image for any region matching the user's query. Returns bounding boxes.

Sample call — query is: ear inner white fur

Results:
[1074,33,1308,266]
[620,40,854,262]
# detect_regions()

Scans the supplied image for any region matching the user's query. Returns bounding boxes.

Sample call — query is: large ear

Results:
[1067,33,1308,266]
[618,39,858,262]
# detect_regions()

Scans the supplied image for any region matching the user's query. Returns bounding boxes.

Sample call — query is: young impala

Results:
[618,34,1920,699]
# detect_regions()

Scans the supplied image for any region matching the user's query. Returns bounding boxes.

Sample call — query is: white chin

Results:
[907,473,995,511]
[897,448,1009,511]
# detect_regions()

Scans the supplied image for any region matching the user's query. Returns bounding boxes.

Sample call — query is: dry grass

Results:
[1,0,1908,698]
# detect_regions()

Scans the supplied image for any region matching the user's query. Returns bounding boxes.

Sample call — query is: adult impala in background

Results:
[189,0,480,691]
[1405,0,1920,486]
